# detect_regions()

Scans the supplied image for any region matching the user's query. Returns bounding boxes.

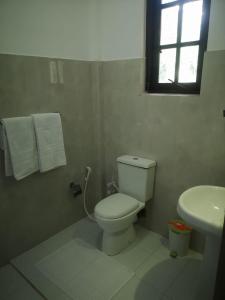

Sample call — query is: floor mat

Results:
[17,238,134,300]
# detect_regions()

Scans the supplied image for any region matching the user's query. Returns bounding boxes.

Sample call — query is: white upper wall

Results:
[0,0,224,61]
[97,0,145,61]
[207,0,225,51]
[0,0,97,60]
[97,0,225,60]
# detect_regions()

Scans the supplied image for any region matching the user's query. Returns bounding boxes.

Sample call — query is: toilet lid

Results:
[95,193,139,219]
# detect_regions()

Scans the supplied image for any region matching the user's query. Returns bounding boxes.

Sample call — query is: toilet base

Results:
[102,224,136,255]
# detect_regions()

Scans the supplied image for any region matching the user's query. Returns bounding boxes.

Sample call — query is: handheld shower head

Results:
[85,166,92,175]
[85,166,92,181]
[83,166,95,221]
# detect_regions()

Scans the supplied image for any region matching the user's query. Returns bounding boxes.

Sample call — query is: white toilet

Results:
[94,155,156,255]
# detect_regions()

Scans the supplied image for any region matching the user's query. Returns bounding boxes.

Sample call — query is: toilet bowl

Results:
[94,155,156,255]
[95,193,145,255]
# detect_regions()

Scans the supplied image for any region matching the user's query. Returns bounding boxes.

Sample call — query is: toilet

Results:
[94,155,156,255]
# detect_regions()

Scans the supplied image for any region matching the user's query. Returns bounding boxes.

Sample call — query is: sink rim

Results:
[177,185,225,237]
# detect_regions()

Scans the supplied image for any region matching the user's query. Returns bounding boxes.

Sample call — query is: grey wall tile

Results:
[1,50,224,263]
[99,51,225,252]
[0,54,101,266]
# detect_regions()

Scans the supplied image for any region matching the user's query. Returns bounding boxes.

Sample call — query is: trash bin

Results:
[168,220,192,257]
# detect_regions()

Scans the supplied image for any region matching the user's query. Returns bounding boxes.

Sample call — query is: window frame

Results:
[145,0,211,94]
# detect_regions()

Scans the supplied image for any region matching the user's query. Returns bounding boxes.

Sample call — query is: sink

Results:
[178,185,225,236]
[177,185,225,300]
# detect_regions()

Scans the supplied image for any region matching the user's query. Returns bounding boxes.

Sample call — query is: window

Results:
[146,0,211,94]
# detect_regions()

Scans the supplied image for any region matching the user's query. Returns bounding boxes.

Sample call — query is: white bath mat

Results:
[35,239,134,300]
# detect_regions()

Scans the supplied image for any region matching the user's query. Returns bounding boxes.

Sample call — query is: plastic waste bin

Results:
[168,220,192,257]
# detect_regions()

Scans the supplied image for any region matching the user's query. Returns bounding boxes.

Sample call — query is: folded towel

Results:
[2,117,39,180]
[0,123,4,150]
[2,126,13,176]
[32,113,67,172]
[0,123,12,176]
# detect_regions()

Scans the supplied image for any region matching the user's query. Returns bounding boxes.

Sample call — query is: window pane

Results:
[161,0,176,4]
[160,6,179,45]
[159,48,176,83]
[178,46,199,83]
[181,0,203,42]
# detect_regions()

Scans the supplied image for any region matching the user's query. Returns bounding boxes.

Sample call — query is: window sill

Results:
[140,91,201,98]
[144,92,201,97]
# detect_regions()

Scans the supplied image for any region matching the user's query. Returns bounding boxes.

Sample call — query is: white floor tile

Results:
[19,238,134,300]
[69,256,134,300]
[165,258,202,300]
[0,265,43,300]
[135,245,188,293]
[134,226,165,251]
[161,296,172,300]
[36,239,102,287]
[11,218,103,300]
[112,275,163,300]
[113,226,163,271]
[113,244,151,271]
[73,217,103,249]
[11,218,203,300]
[66,279,104,300]
[186,249,202,260]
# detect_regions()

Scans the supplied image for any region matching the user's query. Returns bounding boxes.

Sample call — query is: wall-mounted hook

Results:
[70,182,82,197]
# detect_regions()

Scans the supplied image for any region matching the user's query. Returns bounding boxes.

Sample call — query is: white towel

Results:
[0,124,4,150]
[0,123,12,176]
[2,117,39,180]
[32,113,67,172]
[2,126,13,176]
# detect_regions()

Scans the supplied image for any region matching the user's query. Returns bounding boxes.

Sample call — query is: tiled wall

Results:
[1,50,224,264]
[99,51,225,251]
[0,54,102,266]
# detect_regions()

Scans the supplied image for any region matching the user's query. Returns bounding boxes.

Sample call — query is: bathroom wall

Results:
[1,0,225,264]
[0,54,101,266]
[96,0,225,61]
[95,0,145,60]
[207,0,225,51]
[95,0,225,251]
[99,51,225,251]
[0,0,98,60]
[0,0,103,267]
[1,0,225,61]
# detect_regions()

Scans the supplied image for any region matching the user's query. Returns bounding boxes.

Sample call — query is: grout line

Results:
[133,242,167,275]
[110,272,136,300]
[110,273,136,300]
[135,247,162,272]
[10,263,48,300]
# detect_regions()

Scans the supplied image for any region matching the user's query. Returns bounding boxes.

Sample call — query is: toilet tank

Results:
[117,155,156,203]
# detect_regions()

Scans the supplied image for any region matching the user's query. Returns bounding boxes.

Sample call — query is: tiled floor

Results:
[36,239,134,300]
[6,217,202,300]
[111,224,202,300]
[0,265,44,300]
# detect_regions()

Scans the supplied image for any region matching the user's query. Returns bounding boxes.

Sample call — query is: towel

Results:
[2,117,39,180]
[2,125,13,176]
[0,123,4,150]
[0,123,12,176]
[32,113,67,172]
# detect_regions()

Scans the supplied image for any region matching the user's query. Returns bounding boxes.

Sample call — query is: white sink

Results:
[178,185,225,237]
[177,185,225,300]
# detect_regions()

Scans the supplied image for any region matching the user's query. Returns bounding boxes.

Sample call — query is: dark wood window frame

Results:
[146,0,211,94]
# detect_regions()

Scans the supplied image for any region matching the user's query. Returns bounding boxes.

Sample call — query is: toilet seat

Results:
[95,193,139,219]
